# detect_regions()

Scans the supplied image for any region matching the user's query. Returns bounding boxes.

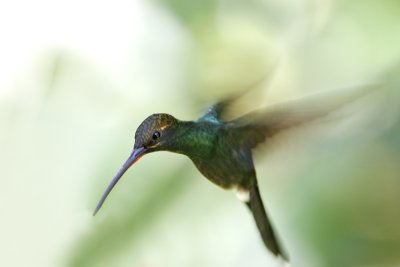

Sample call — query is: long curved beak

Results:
[93,147,147,216]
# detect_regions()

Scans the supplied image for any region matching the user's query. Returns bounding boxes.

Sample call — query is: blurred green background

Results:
[0,0,399,267]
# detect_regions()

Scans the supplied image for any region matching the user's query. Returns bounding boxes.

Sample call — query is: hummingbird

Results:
[93,84,374,262]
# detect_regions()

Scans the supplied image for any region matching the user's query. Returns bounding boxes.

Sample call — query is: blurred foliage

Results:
[69,165,194,267]
[0,0,399,267]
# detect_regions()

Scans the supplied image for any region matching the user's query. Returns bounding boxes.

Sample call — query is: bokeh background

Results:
[1,0,399,267]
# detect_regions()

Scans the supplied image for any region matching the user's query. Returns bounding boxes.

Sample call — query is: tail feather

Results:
[246,181,289,261]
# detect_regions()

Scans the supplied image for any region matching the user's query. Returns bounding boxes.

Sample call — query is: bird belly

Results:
[192,156,253,191]
[196,163,251,202]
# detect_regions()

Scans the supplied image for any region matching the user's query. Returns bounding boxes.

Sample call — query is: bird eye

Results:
[152,131,161,141]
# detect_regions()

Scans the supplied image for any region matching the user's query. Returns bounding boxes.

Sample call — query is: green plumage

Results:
[94,84,376,262]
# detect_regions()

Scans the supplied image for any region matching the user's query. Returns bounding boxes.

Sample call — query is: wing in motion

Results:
[201,72,276,122]
[231,84,379,148]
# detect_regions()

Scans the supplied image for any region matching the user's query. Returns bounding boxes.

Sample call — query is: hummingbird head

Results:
[93,113,179,215]
[134,113,179,151]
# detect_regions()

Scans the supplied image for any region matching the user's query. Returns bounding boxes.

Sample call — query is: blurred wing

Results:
[232,84,379,148]
[201,71,276,122]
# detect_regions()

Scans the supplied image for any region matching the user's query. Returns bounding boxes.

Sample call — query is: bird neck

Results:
[165,120,217,161]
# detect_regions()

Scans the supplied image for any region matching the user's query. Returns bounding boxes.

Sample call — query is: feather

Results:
[231,84,379,148]
[246,180,289,260]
